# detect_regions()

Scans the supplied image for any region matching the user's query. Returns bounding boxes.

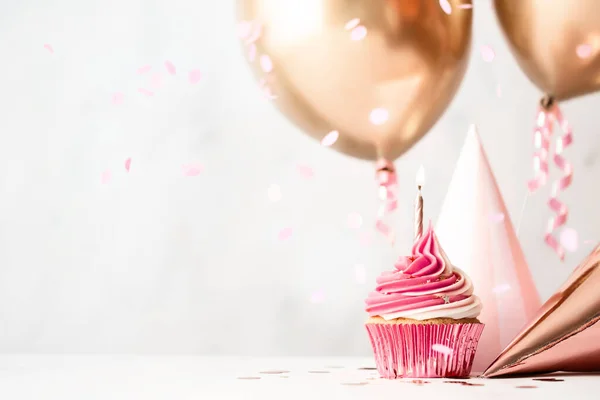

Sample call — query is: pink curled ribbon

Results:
[527,98,573,260]
[375,159,398,244]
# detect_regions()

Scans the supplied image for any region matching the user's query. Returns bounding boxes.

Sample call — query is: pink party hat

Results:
[436,125,541,374]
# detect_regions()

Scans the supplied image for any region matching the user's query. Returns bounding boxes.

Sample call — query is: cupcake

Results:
[365,222,484,379]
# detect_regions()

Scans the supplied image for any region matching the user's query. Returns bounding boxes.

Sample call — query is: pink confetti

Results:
[359,231,373,247]
[458,3,473,9]
[347,212,363,229]
[137,65,152,75]
[237,21,252,39]
[297,164,315,179]
[164,60,176,75]
[111,92,124,105]
[188,69,202,84]
[309,289,325,303]
[182,163,203,177]
[262,85,278,100]
[248,43,257,62]
[150,73,162,88]
[489,212,505,223]
[137,88,154,97]
[481,45,495,62]
[576,43,593,59]
[267,184,282,202]
[101,170,111,184]
[439,0,452,15]
[431,344,453,356]
[369,108,389,125]
[321,130,339,147]
[278,227,293,241]
[493,283,511,294]
[345,18,360,31]
[43,44,54,53]
[351,26,367,41]
[560,228,579,252]
[124,158,131,172]
[355,264,366,284]
[260,55,273,73]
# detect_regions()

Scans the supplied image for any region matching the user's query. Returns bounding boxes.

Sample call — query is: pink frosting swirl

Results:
[365,222,482,321]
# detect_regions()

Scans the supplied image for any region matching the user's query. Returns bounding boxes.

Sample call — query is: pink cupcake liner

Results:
[366,322,484,379]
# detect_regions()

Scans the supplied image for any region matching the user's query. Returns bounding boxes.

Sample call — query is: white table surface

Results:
[0,355,597,399]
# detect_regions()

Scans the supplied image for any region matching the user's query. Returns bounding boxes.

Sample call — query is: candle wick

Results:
[418,185,422,192]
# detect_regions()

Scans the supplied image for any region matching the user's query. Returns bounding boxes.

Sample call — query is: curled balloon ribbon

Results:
[527,96,573,260]
[375,159,399,244]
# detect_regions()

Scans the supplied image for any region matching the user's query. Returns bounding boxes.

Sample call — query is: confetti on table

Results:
[489,212,505,223]
[188,69,202,84]
[560,227,579,252]
[355,264,366,284]
[576,43,593,59]
[297,164,314,179]
[481,45,495,62]
[341,382,369,386]
[137,88,154,97]
[345,18,360,30]
[493,283,511,294]
[369,108,389,125]
[516,385,538,389]
[111,92,124,105]
[260,55,273,73]
[267,184,282,202]
[137,65,152,74]
[351,26,367,41]
[357,367,377,371]
[533,378,565,382]
[124,158,131,172]
[321,130,339,147]
[439,0,452,15]
[101,170,111,184]
[308,370,330,374]
[237,376,261,380]
[165,60,176,75]
[260,370,289,375]
[43,44,54,53]
[411,380,431,386]
[278,227,293,241]
[182,163,203,177]
[431,344,453,356]
[445,381,484,386]
[347,212,363,229]
[309,289,325,303]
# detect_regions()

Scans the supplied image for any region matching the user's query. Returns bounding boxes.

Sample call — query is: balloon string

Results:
[375,159,398,245]
[527,99,573,260]
[545,106,573,260]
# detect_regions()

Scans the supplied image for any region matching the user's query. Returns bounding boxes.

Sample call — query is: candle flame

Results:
[416,165,425,187]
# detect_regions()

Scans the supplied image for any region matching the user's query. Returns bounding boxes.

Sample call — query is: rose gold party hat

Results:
[483,245,600,378]
[436,125,541,373]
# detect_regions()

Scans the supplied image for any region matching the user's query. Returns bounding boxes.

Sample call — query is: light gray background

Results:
[0,0,598,355]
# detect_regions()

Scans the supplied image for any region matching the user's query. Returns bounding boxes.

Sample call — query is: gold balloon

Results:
[494,0,600,101]
[237,0,472,160]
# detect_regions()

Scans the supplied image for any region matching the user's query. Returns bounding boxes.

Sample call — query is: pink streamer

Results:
[527,100,573,260]
[375,159,398,244]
